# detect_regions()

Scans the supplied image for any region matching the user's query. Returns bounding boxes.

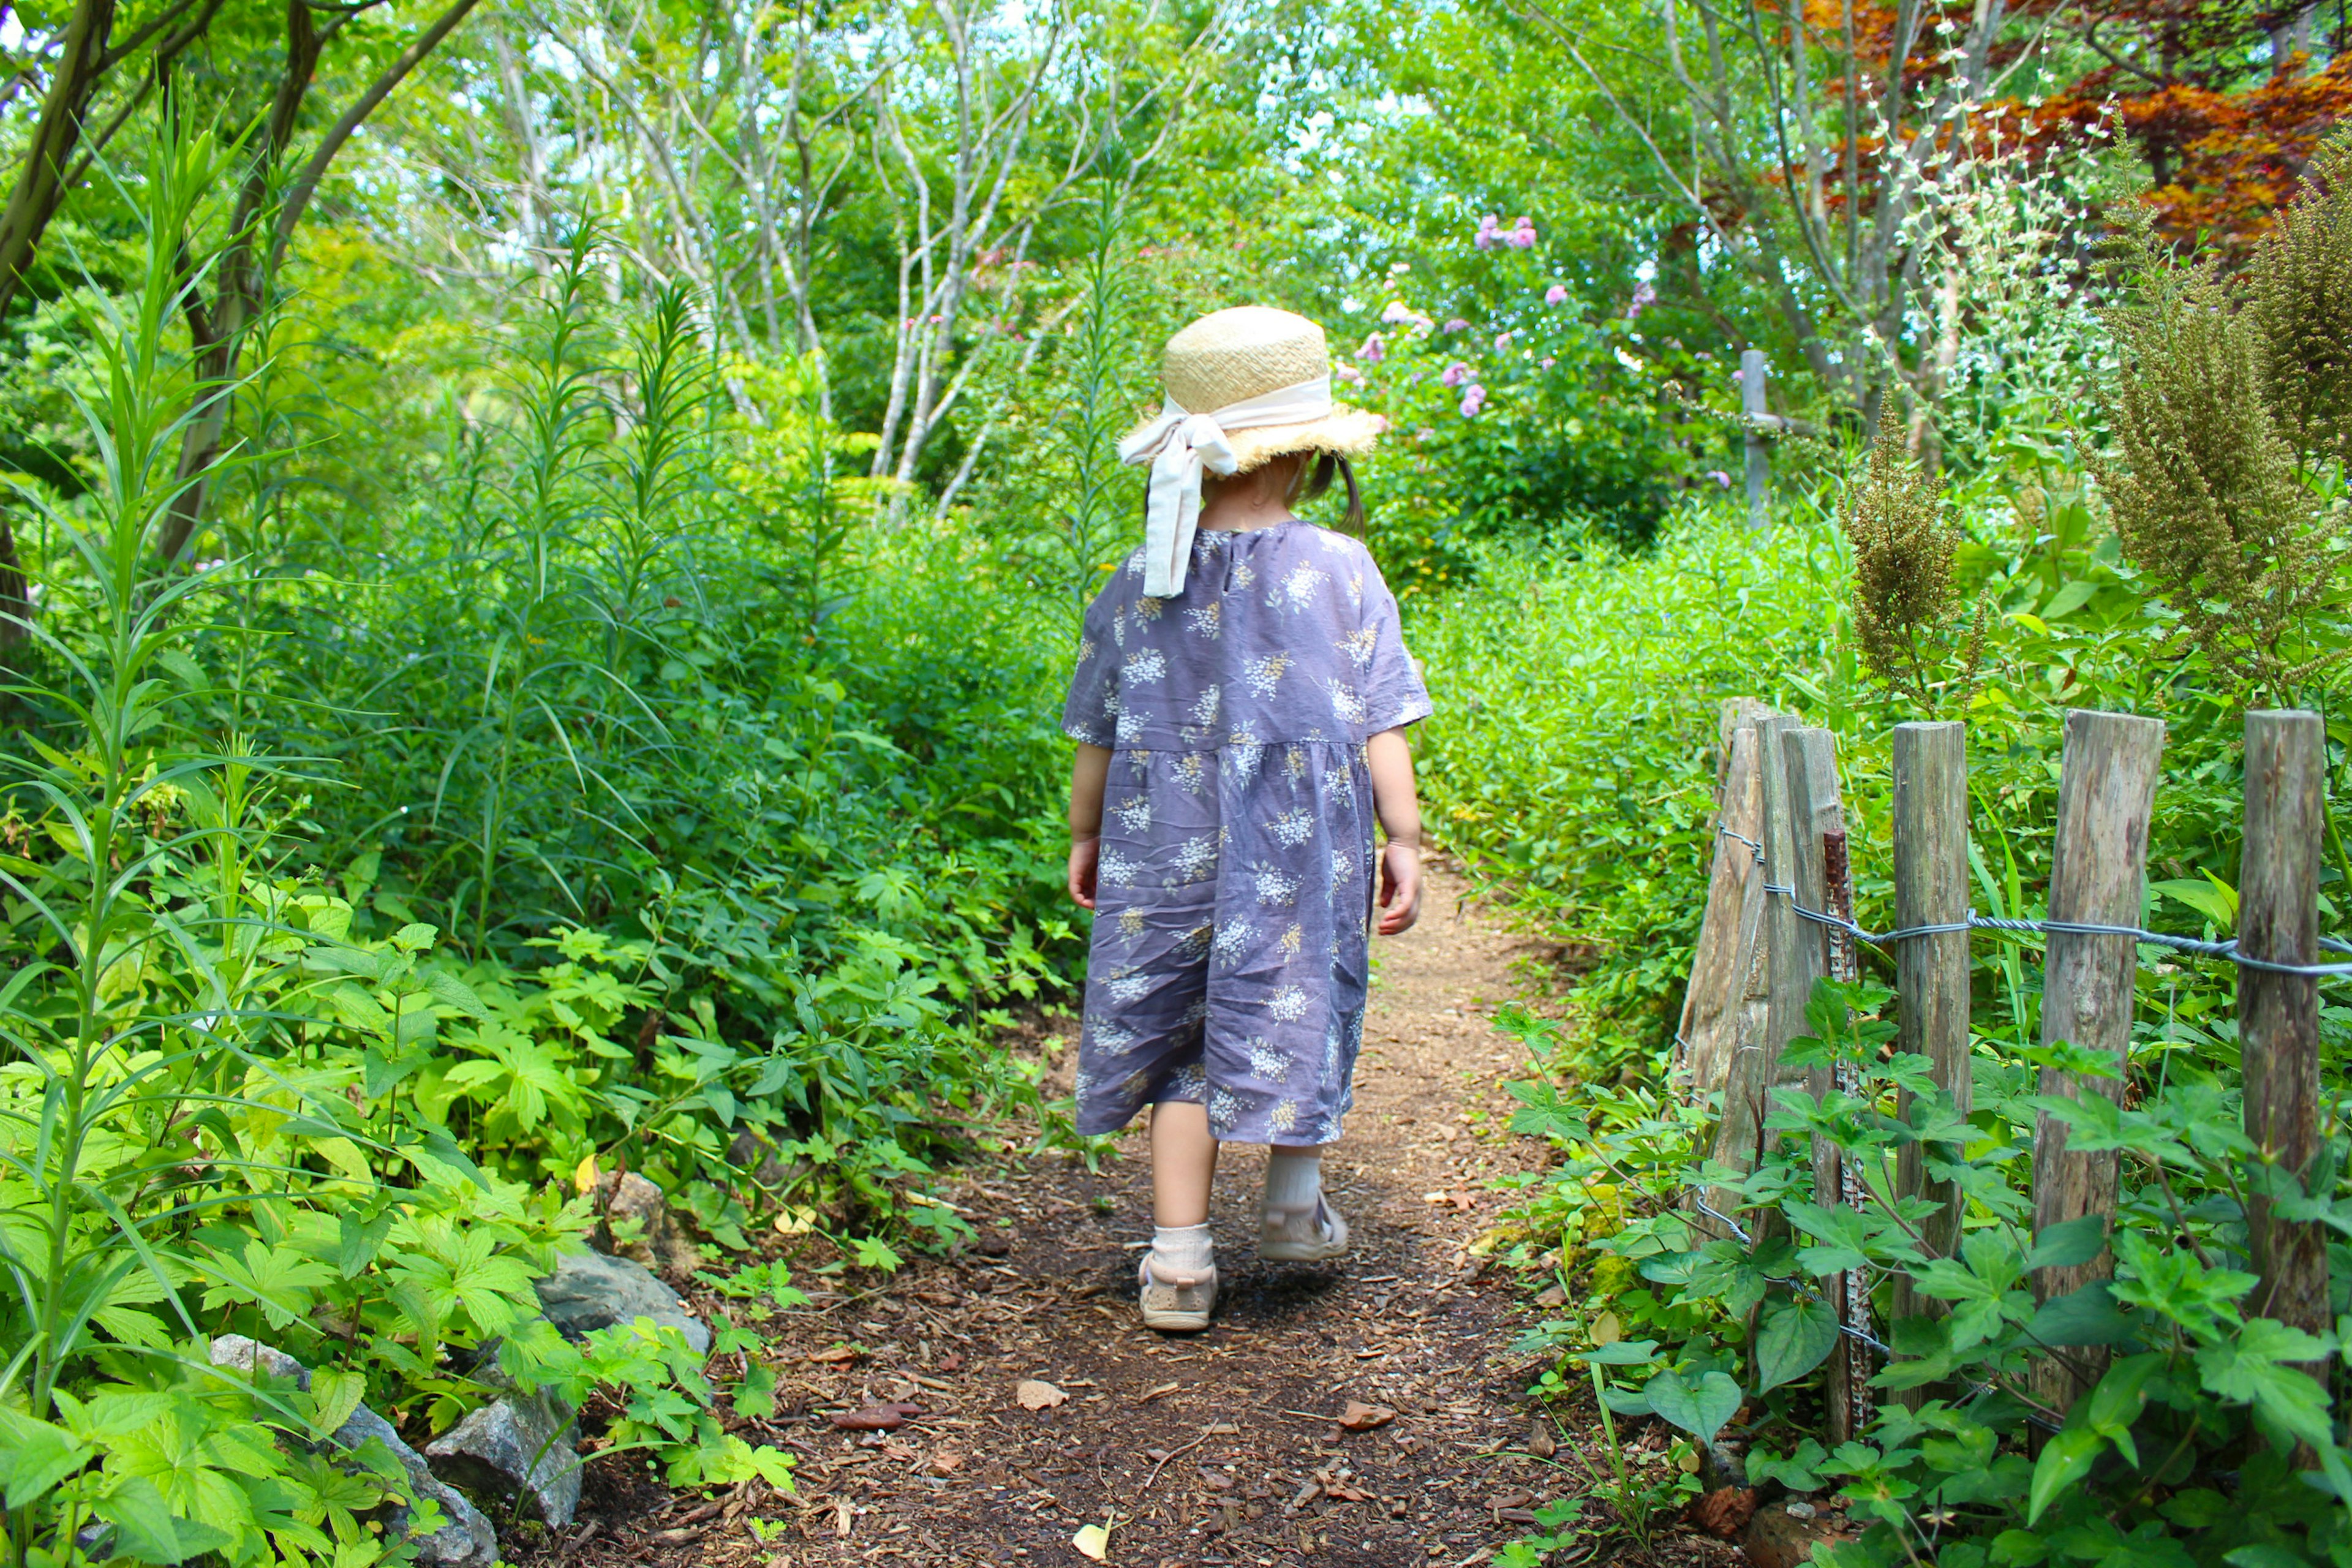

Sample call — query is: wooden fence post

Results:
[1678,704,1771,1101]
[2241,710,2326,1360]
[1890,722,1970,1354]
[1741,350,1770,531]
[2030,709,2165,1411]
[1709,713,1796,1216]
[1785,725,1869,1441]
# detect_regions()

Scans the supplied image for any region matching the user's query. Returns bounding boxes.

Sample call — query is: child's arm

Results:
[1068,744,1112,909]
[1366,727,1423,935]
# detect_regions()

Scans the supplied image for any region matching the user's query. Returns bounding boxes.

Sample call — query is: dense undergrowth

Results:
[0,146,1077,1568]
[1413,466,2352,1561]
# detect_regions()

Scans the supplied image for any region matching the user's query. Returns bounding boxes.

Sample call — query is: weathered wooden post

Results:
[1709,712,1796,1214]
[1741,350,1770,531]
[2030,709,2165,1411]
[1678,703,1772,1101]
[1890,722,1970,1354]
[2241,710,2326,1364]
[1784,726,1868,1440]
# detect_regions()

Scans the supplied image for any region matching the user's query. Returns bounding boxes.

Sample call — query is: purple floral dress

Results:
[1061,521,1432,1145]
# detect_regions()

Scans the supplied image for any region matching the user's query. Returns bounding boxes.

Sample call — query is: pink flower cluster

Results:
[1440,361,1472,388]
[1545,284,1569,304]
[1475,214,1539,251]
[1627,280,1657,321]
[1335,362,1365,386]
[1459,383,1488,418]
[1357,332,1387,365]
[1379,301,1435,331]
[1442,318,1469,333]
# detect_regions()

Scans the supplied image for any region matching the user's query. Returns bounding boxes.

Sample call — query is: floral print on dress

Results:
[1060,520,1431,1145]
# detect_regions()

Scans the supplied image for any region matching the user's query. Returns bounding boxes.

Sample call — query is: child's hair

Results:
[1287,453,1365,535]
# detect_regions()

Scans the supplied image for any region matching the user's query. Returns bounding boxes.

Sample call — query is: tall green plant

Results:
[0,122,262,1431]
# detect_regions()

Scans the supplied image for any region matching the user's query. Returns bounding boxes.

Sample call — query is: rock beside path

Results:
[209,1336,499,1568]
[533,1246,712,1355]
[426,1386,582,1527]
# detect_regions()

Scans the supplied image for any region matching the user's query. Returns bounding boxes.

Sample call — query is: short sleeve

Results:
[1061,594,1121,746]
[1358,564,1433,733]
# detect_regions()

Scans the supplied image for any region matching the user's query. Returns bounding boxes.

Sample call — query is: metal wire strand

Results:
[1744,880,2352,982]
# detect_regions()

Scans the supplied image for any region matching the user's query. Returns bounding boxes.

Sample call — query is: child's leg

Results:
[1260,1141,1349,1261]
[1149,1101,1219,1227]
[1141,1102,1219,1330]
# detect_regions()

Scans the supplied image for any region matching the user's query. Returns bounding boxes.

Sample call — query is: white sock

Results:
[1263,1149,1323,1214]
[1151,1223,1214,1276]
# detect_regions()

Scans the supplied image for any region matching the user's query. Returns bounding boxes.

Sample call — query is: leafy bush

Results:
[1412,391,2352,1559]
[0,130,1079,1567]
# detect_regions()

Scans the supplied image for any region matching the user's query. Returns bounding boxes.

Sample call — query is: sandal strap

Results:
[1139,1254,1212,1290]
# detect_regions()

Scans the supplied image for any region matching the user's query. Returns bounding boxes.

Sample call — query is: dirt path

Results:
[565,865,1591,1566]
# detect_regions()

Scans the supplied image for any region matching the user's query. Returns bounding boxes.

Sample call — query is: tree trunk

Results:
[0,0,116,321]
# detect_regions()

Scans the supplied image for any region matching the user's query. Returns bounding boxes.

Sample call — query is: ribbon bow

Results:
[1116,375,1335,597]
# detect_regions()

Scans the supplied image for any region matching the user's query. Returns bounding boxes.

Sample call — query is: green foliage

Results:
[0,119,1071,1567]
[1496,978,2352,1565]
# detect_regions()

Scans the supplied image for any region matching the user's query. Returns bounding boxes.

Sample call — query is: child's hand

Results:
[1069,836,1101,910]
[1377,843,1422,935]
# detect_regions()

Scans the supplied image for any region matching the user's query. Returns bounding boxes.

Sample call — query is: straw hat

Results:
[1125,306,1385,474]
[1117,306,1385,597]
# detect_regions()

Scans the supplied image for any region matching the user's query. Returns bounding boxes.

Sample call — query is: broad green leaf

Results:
[1642,1368,1741,1444]
[338,1211,394,1279]
[2027,1427,2105,1525]
[0,1414,91,1509]
[2026,1216,2107,1272]
[2150,874,2237,932]
[308,1368,368,1442]
[2026,1283,2141,1348]
[1754,1297,1839,1393]
[2040,578,2098,620]
[424,968,490,1019]
[390,922,440,953]
[2196,1319,2335,1451]
[94,1477,229,1564]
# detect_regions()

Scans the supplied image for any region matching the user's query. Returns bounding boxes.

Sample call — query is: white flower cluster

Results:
[1243,652,1289,698]
[1268,809,1316,847]
[1254,866,1301,906]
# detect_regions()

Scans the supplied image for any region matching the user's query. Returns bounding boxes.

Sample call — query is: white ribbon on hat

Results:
[1116,374,1335,598]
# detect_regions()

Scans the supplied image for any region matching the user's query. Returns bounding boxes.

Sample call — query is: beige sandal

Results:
[1259,1196,1349,1262]
[1137,1251,1217,1332]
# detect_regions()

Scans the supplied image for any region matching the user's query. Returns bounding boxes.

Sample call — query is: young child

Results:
[1061,306,1431,1332]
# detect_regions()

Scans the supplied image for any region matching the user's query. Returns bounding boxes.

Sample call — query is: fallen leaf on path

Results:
[1591,1310,1623,1346]
[808,1344,862,1365]
[929,1450,965,1475]
[1137,1381,1180,1404]
[830,1402,924,1431]
[1337,1401,1396,1432]
[1324,1482,1371,1502]
[1534,1283,1567,1309]
[1527,1419,1557,1458]
[1015,1379,1068,1410]
[1197,1469,1232,1490]
[1072,1521,1110,1561]
[939,1352,964,1372]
